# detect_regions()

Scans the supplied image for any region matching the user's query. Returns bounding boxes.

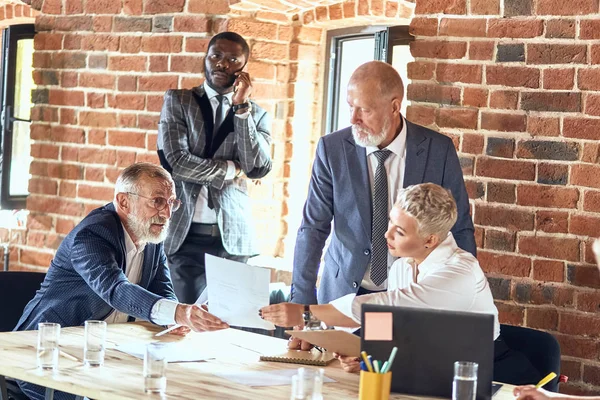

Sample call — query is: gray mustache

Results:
[150,216,168,224]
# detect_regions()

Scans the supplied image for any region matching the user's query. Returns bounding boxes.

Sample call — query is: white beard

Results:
[126,209,169,244]
[351,117,390,147]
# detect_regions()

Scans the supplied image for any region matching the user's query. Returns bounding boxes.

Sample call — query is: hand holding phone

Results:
[232,70,252,106]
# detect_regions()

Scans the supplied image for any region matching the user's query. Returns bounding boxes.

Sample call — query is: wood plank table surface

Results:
[0,322,516,399]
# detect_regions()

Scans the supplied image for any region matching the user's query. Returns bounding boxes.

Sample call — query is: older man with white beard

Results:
[14,163,229,400]
[289,61,475,343]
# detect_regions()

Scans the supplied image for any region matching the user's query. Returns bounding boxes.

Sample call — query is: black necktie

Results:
[370,149,392,286]
[207,95,226,210]
[213,95,226,136]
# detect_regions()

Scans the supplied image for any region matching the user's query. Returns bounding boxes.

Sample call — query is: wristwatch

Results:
[232,102,251,113]
[303,305,322,330]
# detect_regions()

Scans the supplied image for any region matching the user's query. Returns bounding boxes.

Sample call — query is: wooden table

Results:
[0,323,515,399]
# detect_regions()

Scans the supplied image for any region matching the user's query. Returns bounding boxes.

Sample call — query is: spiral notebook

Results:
[259,348,335,366]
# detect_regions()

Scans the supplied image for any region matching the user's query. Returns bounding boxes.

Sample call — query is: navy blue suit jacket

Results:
[15,203,177,331]
[291,121,476,305]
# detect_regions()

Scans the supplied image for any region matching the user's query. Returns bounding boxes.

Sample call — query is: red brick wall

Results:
[0,2,37,28]
[407,0,600,394]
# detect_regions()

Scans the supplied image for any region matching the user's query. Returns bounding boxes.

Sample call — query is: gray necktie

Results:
[370,149,392,286]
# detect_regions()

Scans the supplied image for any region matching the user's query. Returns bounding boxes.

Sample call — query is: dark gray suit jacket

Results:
[291,121,476,305]
[158,85,272,256]
[15,203,177,331]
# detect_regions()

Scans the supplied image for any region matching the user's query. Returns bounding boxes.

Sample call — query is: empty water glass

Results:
[84,320,106,366]
[144,342,167,394]
[290,367,324,400]
[37,322,60,370]
[452,361,478,400]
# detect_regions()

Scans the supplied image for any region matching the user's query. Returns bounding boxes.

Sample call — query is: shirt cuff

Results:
[225,161,236,180]
[329,293,361,324]
[150,299,178,326]
[234,110,250,119]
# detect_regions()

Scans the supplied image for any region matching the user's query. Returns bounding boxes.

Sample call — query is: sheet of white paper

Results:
[205,254,275,330]
[213,368,335,387]
[116,342,216,363]
[196,288,208,305]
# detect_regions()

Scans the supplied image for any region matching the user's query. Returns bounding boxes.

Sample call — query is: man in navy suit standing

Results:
[290,61,476,330]
[15,163,228,400]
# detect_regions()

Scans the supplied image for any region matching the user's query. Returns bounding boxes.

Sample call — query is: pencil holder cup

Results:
[358,370,392,400]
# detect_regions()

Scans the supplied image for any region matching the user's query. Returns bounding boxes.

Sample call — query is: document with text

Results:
[205,254,275,330]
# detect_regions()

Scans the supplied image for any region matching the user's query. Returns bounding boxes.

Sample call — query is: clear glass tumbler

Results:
[290,367,324,400]
[37,322,60,370]
[84,320,106,366]
[143,342,167,394]
[452,361,478,400]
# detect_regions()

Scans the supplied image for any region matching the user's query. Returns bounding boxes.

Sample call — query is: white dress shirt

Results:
[361,117,407,290]
[192,83,239,224]
[331,233,500,339]
[103,228,178,325]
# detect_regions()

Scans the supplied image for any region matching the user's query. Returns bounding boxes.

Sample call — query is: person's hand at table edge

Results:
[513,386,567,400]
[288,327,315,351]
[334,352,361,373]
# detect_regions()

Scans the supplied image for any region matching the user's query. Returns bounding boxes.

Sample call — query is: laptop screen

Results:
[361,304,495,400]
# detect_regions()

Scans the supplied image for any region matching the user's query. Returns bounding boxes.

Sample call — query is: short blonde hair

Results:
[394,183,458,239]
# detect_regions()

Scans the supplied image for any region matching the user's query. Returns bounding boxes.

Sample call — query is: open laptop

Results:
[361,305,495,400]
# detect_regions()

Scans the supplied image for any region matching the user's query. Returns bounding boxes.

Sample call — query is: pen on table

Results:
[535,372,557,389]
[155,324,181,337]
[59,350,80,362]
[314,345,324,353]
[360,351,373,373]
[381,346,398,373]
[38,349,80,362]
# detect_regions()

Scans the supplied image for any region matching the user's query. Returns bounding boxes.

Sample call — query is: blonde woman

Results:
[261,183,540,384]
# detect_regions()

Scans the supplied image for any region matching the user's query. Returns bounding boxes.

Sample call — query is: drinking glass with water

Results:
[144,342,167,394]
[290,367,324,400]
[84,320,106,366]
[452,361,478,400]
[37,323,60,370]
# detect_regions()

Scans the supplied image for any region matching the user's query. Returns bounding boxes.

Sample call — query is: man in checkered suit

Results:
[157,32,272,304]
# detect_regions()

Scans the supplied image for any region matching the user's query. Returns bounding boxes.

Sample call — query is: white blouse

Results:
[330,233,500,339]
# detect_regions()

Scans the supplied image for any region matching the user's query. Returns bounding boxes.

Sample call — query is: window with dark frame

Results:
[0,24,35,210]
[323,25,414,135]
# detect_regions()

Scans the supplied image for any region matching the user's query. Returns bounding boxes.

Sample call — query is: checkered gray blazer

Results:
[158,85,272,256]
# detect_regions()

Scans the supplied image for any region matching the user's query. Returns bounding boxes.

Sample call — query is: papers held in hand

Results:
[285,329,361,357]
[205,254,275,330]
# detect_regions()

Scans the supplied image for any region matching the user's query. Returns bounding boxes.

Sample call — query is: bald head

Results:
[346,61,405,149]
[348,61,404,101]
